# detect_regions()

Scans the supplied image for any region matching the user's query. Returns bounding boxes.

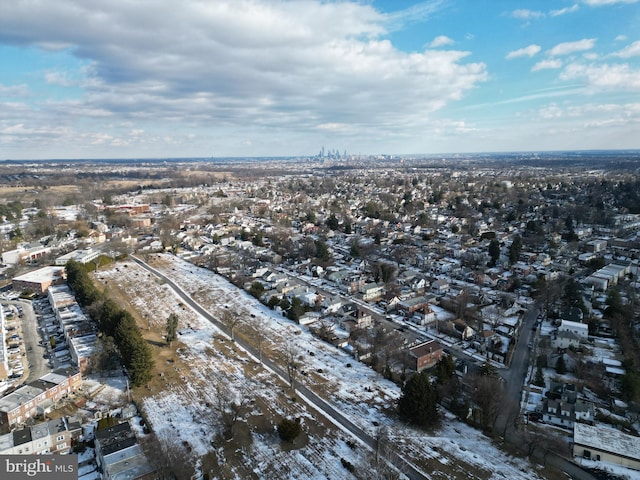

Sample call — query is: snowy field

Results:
[92,254,545,479]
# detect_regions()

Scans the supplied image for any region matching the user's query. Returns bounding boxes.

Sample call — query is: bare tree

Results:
[221,308,243,342]
[282,340,299,390]
[212,381,253,440]
[356,426,404,480]
[251,319,267,364]
[142,430,193,480]
[469,374,505,433]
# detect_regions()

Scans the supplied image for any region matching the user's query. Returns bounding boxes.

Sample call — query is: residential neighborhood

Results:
[0,153,639,479]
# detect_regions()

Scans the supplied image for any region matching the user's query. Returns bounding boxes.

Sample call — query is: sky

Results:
[0,0,639,160]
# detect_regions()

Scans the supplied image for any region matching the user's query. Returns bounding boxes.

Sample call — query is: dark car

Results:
[528,412,542,422]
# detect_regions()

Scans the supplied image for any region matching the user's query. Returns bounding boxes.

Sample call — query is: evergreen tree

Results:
[479,360,498,377]
[166,313,179,346]
[604,288,624,319]
[488,239,500,267]
[249,281,265,299]
[128,341,154,387]
[434,355,456,385]
[533,364,545,387]
[508,235,522,265]
[277,418,302,442]
[314,239,331,262]
[287,297,305,322]
[398,371,439,429]
[555,355,567,375]
[325,213,339,231]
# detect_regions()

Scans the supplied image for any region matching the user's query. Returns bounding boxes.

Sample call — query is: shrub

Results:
[277,418,302,443]
[340,458,355,472]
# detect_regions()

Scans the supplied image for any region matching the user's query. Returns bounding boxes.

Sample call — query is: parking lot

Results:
[1,297,54,391]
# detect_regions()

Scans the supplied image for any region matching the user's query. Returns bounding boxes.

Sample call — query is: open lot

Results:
[91,254,554,480]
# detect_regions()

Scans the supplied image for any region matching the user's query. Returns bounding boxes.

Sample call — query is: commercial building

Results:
[11,266,66,296]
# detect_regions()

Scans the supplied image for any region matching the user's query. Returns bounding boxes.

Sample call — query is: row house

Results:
[0,417,81,455]
[0,371,82,432]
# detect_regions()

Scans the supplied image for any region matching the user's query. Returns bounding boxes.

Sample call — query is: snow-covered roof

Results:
[574,423,640,462]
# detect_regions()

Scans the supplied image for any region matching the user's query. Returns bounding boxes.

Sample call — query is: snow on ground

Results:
[575,457,639,480]
[93,254,544,479]
[83,374,130,410]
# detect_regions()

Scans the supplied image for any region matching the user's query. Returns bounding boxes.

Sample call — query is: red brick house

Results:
[409,340,444,372]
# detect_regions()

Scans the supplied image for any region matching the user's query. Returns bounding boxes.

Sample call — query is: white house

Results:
[573,422,640,470]
[552,320,588,350]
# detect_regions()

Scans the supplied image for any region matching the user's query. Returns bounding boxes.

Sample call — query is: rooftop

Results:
[574,423,640,462]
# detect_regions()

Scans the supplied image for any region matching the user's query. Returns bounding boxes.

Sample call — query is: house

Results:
[542,383,595,429]
[397,296,430,316]
[360,283,384,302]
[432,278,450,295]
[0,417,80,455]
[552,320,588,349]
[55,248,102,266]
[573,422,640,470]
[95,422,156,480]
[0,371,82,432]
[444,319,475,341]
[552,330,583,350]
[409,340,444,372]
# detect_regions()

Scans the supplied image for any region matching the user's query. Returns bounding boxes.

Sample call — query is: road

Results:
[131,256,429,480]
[495,302,597,480]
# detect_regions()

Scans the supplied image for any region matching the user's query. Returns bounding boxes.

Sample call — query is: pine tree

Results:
[533,364,545,387]
[555,355,567,375]
[129,341,154,387]
[278,418,302,442]
[398,371,439,429]
[488,240,500,267]
[166,313,179,346]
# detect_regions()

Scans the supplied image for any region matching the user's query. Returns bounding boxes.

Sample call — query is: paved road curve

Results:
[130,256,429,480]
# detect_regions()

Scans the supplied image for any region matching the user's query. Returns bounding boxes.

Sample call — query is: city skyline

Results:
[1,0,639,160]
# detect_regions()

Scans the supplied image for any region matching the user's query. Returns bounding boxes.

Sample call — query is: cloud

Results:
[44,70,77,87]
[385,0,449,31]
[548,38,596,56]
[511,9,545,20]
[0,0,487,154]
[430,35,454,48]
[560,62,640,90]
[582,0,639,5]
[614,40,640,58]
[550,4,579,16]
[532,59,563,71]
[538,102,640,127]
[0,83,30,97]
[506,44,541,59]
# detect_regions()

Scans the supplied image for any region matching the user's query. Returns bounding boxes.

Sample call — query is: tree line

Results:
[65,260,154,386]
